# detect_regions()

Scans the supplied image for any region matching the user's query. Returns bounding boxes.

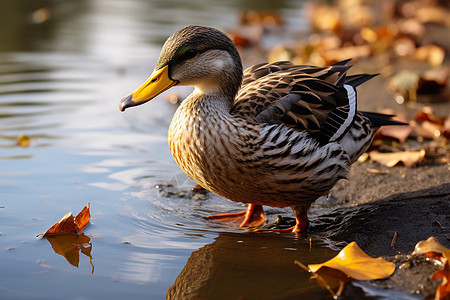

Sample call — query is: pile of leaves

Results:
[297,237,450,299]
[364,106,450,168]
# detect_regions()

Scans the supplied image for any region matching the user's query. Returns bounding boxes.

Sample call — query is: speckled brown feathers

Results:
[232,61,367,144]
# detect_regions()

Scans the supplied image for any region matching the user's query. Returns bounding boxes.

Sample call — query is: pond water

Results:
[0,1,391,299]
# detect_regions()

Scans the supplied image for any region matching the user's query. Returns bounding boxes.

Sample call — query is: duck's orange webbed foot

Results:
[252,206,309,233]
[205,204,266,228]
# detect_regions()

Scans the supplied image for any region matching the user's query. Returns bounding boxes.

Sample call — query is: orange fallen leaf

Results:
[369,149,425,167]
[307,242,395,281]
[415,107,439,123]
[43,203,90,237]
[432,250,450,300]
[412,238,450,300]
[75,204,91,230]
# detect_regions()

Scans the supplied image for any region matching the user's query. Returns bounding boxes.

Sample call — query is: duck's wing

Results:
[231,60,376,144]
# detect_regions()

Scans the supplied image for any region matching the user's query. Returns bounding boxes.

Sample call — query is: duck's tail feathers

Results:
[360,111,409,127]
[345,74,379,88]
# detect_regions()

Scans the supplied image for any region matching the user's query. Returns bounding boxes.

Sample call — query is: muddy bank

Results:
[310,163,450,298]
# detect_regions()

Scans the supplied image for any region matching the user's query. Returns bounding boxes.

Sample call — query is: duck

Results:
[120,25,404,233]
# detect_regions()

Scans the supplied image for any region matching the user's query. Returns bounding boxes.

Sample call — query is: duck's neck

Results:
[190,88,234,114]
[169,90,234,140]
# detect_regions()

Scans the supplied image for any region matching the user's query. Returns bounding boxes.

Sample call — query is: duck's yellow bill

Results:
[119,65,178,111]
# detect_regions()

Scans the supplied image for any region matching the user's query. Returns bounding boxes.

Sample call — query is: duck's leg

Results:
[205,204,266,228]
[253,205,309,233]
[291,205,310,232]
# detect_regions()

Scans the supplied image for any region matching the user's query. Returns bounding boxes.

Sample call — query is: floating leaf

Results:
[369,149,425,167]
[41,204,94,272]
[308,242,395,281]
[413,237,449,256]
[43,203,90,237]
[17,134,32,147]
[75,204,91,231]
[43,212,79,236]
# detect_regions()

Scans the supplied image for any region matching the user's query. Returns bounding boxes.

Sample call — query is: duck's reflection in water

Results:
[167,232,336,300]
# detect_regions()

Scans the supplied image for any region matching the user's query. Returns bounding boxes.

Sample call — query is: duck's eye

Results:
[184,49,197,60]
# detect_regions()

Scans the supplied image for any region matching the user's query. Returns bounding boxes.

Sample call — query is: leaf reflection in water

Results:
[46,234,94,274]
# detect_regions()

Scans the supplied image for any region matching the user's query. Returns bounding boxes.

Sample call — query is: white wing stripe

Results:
[329,84,356,142]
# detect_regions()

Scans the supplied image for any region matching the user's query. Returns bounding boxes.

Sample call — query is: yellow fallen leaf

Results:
[308,242,395,281]
[369,150,425,168]
[413,237,449,256]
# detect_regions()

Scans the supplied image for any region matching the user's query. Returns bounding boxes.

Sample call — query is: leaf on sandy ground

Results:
[413,237,449,256]
[375,114,413,143]
[43,203,90,237]
[307,241,396,281]
[369,149,426,167]
[412,106,449,140]
[412,237,450,300]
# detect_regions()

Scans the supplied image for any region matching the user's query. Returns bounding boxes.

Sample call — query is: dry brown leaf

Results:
[369,149,425,167]
[413,237,449,256]
[308,242,396,281]
[43,212,79,236]
[75,204,91,230]
[415,106,439,123]
[376,125,413,143]
[421,121,444,139]
[43,203,90,237]
[376,114,412,143]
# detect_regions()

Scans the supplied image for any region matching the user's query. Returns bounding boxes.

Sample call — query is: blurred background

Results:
[0,0,448,299]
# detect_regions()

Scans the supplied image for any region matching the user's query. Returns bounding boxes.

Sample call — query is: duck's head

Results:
[120,25,243,111]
